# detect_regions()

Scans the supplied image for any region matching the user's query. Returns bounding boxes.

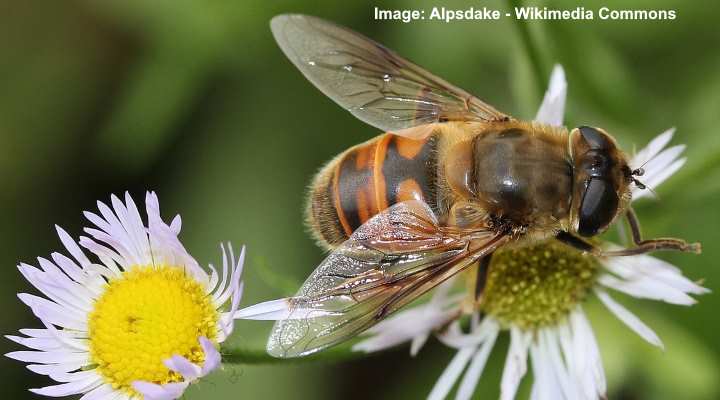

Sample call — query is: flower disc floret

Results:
[481,241,599,329]
[89,266,218,394]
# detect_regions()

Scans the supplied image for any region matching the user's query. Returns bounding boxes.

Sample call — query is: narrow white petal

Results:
[163,355,201,381]
[17,293,87,331]
[29,374,102,397]
[595,289,664,349]
[234,298,297,320]
[629,127,687,200]
[642,145,685,177]
[132,381,189,400]
[541,329,575,399]
[6,335,66,352]
[354,305,457,354]
[634,158,685,200]
[6,350,89,364]
[50,253,107,298]
[631,128,675,169]
[534,64,567,127]
[439,317,500,349]
[55,226,91,268]
[529,336,556,400]
[26,362,87,375]
[45,369,97,383]
[428,346,476,400]
[111,194,146,264]
[77,238,123,277]
[598,273,696,305]
[79,384,116,400]
[410,333,430,357]
[455,327,499,400]
[170,215,182,235]
[569,308,606,399]
[200,337,221,376]
[500,327,531,400]
[602,253,709,295]
[212,243,230,301]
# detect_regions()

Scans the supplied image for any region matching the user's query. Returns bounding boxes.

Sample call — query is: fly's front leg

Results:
[614,207,702,256]
[474,253,493,302]
[555,209,701,257]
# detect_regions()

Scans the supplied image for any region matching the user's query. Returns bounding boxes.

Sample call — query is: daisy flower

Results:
[351,65,708,400]
[5,192,245,400]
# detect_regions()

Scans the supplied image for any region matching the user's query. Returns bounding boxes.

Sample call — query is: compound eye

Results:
[578,178,619,237]
[579,126,612,150]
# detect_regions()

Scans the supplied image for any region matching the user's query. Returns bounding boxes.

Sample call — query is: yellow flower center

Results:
[88,266,218,395]
[480,241,599,330]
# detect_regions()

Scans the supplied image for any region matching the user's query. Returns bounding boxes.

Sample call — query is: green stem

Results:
[221,342,368,365]
[505,0,547,97]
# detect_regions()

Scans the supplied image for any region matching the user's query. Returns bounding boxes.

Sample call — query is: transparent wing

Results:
[270,14,511,133]
[267,200,509,358]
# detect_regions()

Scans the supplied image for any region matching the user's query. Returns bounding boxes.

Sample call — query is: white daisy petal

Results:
[630,128,687,200]
[634,158,686,199]
[164,356,202,381]
[500,327,531,400]
[438,317,500,349]
[354,280,462,355]
[200,337,222,376]
[534,64,567,126]
[5,335,63,351]
[234,298,299,320]
[455,325,499,400]
[77,237,123,277]
[6,350,89,364]
[132,381,189,400]
[569,309,606,398]
[44,369,98,383]
[79,383,115,400]
[529,334,559,400]
[631,128,675,169]
[602,253,709,296]
[29,374,103,397]
[17,293,88,331]
[428,346,476,400]
[410,333,431,357]
[170,215,182,235]
[55,226,92,268]
[598,273,696,305]
[26,362,87,376]
[595,288,664,349]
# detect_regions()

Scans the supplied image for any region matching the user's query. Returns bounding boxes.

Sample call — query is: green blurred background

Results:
[1,0,719,398]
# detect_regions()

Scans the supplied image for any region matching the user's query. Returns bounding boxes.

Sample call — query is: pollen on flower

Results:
[480,241,599,330]
[88,266,218,395]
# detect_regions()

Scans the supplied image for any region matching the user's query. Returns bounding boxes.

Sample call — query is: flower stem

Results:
[221,343,368,365]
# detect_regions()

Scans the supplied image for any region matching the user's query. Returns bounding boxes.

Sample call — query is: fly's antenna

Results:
[630,166,659,198]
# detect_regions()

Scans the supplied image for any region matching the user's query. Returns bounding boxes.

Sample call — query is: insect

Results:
[266,14,700,357]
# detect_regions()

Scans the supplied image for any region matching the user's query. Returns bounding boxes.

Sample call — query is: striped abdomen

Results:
[306,133,438,249]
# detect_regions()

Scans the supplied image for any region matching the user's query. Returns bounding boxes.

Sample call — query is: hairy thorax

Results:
[438,121,573,240]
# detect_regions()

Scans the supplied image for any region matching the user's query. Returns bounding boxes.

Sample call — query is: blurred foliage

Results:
[1,0,718,399]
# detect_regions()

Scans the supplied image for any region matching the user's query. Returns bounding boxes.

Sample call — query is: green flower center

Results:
[480,241,600,330]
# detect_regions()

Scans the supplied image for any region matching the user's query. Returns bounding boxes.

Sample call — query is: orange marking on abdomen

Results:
[396,179,424,203]
[373,134,392,213]
[335,139,382,232]
[395,135,427,159]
